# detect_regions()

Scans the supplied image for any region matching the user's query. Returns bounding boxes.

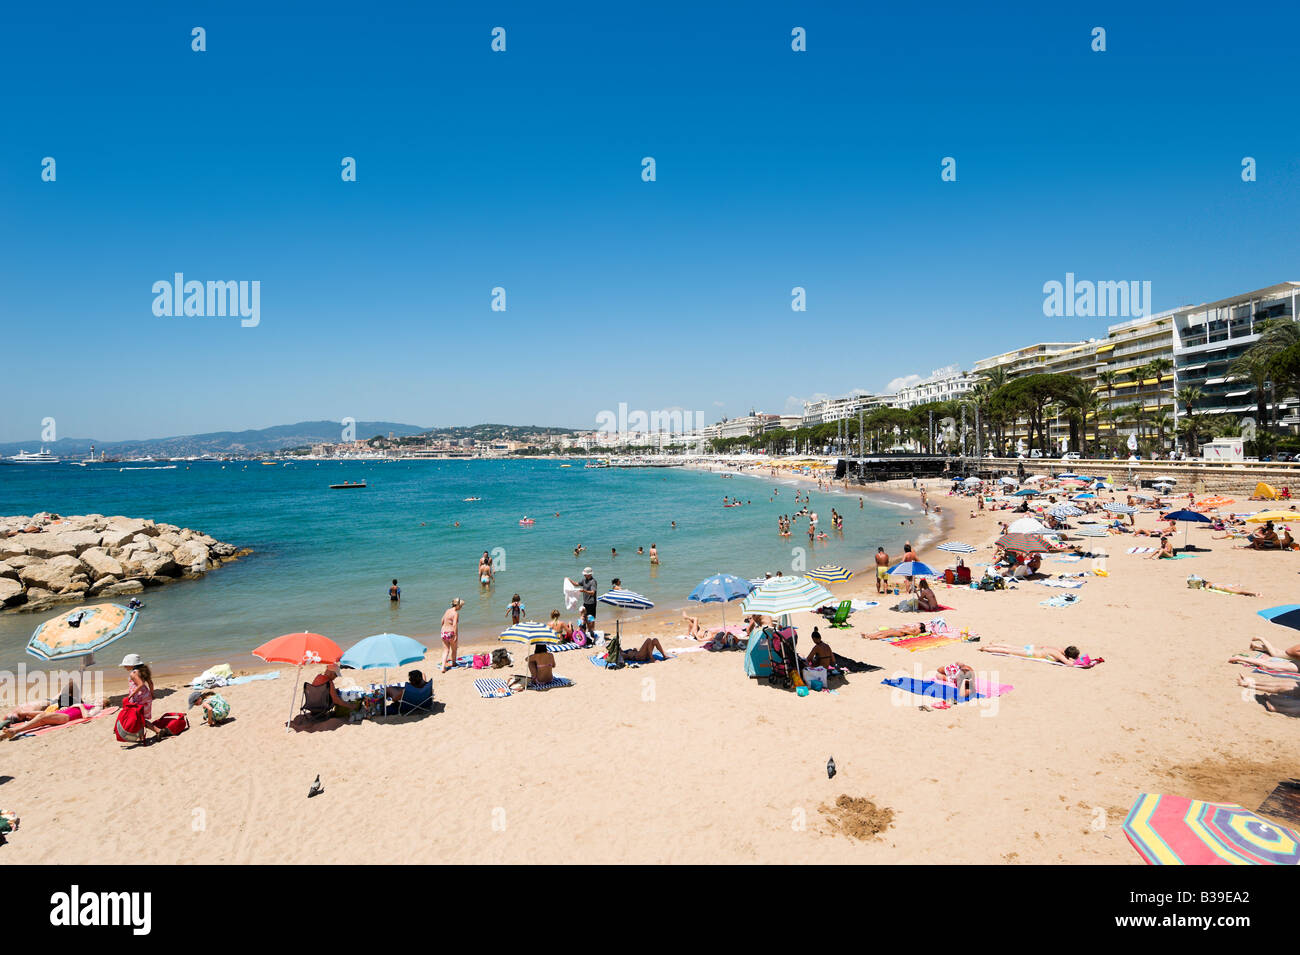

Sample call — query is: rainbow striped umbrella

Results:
[1123,793,1300,865]
[805,565,853,583]
[740,575,834,616]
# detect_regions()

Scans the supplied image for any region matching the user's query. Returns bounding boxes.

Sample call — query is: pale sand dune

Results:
[1,478,1297,864]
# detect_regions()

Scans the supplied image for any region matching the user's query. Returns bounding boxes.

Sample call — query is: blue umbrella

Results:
[1258,606,1300,631]
[341,633,428,670]
[1072,492,1096,500]
[1162,509,1212,550]
[598,589,655,610]
[888,560,935,577]
[1013,488,1037,497]
[688,573,753,627]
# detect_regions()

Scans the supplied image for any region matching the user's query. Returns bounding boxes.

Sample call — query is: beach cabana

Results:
[1123,793,1299,865]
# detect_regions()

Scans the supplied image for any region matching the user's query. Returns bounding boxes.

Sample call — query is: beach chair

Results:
[300,681,334,721]
[384,681,435,717]
[827,600,852,629]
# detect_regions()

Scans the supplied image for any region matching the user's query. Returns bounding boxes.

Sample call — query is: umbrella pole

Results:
[287,663,302,733]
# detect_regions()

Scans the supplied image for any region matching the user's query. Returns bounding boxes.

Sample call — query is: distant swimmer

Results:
[636,546,644,555]
[670,521,676,530]
[611,547,617,559]
[389,579,401,602]
[574,544,586,557]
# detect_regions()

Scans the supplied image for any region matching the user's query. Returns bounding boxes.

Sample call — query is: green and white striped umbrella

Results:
[805,565,853,583]
[740,575,834,616]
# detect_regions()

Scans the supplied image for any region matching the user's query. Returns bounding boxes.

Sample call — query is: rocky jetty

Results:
[0,513,249,612]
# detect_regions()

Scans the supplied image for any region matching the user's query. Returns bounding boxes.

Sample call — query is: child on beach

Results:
[188,689,231,726]
[506,594,526,625]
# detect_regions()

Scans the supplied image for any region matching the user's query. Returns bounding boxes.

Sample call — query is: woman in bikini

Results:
[1228,636,1300,672]
[440,598,464,672]
[1,698,108,740]
[979,643,1084,665]
[548,609,573,639]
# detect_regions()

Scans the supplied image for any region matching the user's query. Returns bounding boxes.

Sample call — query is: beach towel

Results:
[1166,554,1198,560]
[1126,547,1155,555]
[849,599,879,612]
[589,650,670,668]
[1037,579,1084,589]
[473,676,574,697]
[1053,555,1083,563]
[887,634,962,652]
[972,678,1014,698]
[1040,594,1081,607]
[827,655,883,674]
[563,577,581,611]
[525,677,574,690]
[881,676,983,704]
[1232,650,1300,679]
[14,705,120,739]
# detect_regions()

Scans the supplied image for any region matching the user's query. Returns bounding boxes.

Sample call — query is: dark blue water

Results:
[0,460,924,671]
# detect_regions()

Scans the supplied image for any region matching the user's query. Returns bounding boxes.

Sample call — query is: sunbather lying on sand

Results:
[1236,674,1300,716]
[866,623,926,640]
[928,662,976,699]
[979,643,1085,665]
[622,638,670,662]
[1228,637,1300,672]
[1199,581,1258,596]
[1,698,107,739]
[682,612,705,639]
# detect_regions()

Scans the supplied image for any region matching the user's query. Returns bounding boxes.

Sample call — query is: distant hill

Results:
[0,420,428,458]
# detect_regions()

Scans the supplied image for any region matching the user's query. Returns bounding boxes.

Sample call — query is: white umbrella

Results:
[1008,517,1048,534]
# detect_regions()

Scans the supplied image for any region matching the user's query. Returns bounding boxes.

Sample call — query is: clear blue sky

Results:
[3,1,1298,442]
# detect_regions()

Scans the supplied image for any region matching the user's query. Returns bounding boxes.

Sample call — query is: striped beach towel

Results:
[1127,546,1155,555]
[473,676,575,698]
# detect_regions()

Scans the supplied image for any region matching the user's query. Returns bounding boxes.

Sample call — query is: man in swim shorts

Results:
[875,546,891,594]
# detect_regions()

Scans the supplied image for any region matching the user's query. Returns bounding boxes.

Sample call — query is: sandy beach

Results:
[2,475,1297,865]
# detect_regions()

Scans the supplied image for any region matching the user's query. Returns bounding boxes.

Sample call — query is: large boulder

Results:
[98,528,137,550]
[32,530,102,557]
[134,553,180,578]
[105,517,153,538]
[0,537,28,558]
[96,579,145,596]
[150,538,177,555]
[0,577,24,606]
[0,561,18,581]
[18,555,86,592]
[173,541,209,572]
[80,547,125,579]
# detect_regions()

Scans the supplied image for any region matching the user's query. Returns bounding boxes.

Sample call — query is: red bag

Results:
[114,701,146,743]
[155,712,190,736]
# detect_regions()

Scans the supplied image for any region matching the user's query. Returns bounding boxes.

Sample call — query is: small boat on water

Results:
[463,497,481,502]
[330,481,367,489]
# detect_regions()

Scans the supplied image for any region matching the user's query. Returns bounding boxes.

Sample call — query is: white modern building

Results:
[891,367,979,409]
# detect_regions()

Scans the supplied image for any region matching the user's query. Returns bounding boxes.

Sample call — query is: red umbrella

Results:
[252,632,343,732]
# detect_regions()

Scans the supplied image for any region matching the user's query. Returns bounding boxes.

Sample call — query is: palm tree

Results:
[1059,378,1098,455]
[1229,319,1300,432]
[1177,386,1205,450]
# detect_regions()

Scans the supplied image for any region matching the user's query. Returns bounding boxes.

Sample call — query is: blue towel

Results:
[881,676,983,703]
[589,650,668,668]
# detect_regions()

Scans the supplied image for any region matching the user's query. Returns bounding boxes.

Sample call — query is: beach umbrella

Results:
[1256,605,1300,631]
[805,565,853,583]
[1153,480,1176,489]
[1012,488,1036,497]
[1132,493,1154,502]
[26,603,138,663]
[1071,493,1095,500]
[998,476,1018,486]
[996,532,1052,554]
[253,631,344,733]
[1075,526,1111,538]
[1123,793,1300,865]
[1162,508,1213,550]
[740,575,834,618]
[962,476,980,485]
[500,621,560,645]
[1025,475,1047,483]
[688,573,754,628]
[1049,504,1082,519]
[937,541,976,555]
[340,633,428,713]
[1008,517,1048,534]
[887,560,936,577]
[1058,473,1081,480]
[597,589,655,610]
[1102,503,1137,515]
[341,633,427,671]
[1245,510,1294,523]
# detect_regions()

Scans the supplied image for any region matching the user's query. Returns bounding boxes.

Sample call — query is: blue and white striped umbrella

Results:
[500,621,560,645]
[937,541,977,554]
[1049,504,1083,519]
[888,560,936,577]
[597,589,655,610]
[1103,503,1137,515]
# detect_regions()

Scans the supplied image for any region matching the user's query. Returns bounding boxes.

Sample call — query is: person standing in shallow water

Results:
[389,579,401,601]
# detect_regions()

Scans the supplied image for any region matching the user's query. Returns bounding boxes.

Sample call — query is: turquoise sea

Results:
[0,460,929,673]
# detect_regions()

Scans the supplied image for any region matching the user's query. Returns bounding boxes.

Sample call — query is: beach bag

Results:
[114,701,147,743]
[491,648,511,668]
[155,712,190,736]
[472,653,489,669]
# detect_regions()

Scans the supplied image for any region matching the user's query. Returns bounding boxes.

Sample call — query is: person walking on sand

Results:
[440,598,464,672]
